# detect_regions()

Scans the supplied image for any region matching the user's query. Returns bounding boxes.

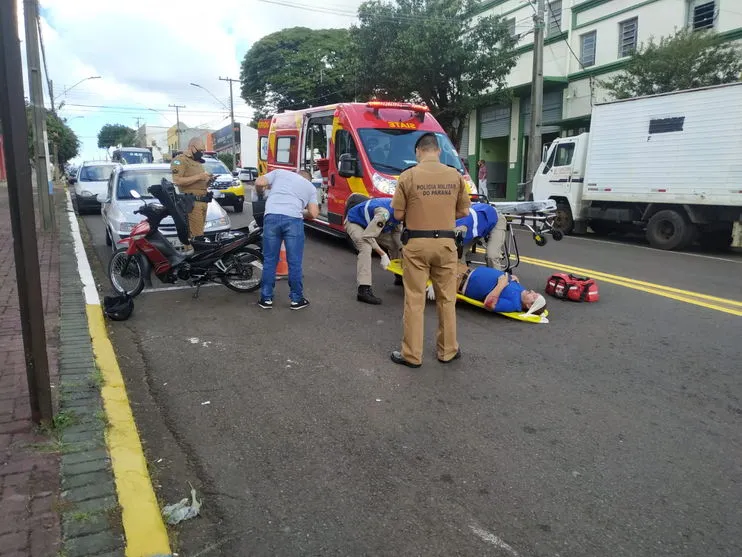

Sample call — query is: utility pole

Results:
[134,117,143,147]
[169,104,185,151]
[24,0,55,230]
[525,0,545,200]
[219,76,239,168]
[1,0,53,425]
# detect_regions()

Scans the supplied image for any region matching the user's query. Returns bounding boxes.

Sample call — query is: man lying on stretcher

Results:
[428,263,547,316]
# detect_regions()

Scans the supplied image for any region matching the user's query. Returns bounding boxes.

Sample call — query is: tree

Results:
[22,105,80,165]
[217,153,234,171]
[601,29,742,99]
[354,0,517,144]
[97,124,137,150]
[240,27,358,115]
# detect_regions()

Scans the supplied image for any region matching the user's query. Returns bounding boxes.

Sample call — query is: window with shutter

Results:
[618,17,638,58]
[580,31,596,67]
[548,0,562,36]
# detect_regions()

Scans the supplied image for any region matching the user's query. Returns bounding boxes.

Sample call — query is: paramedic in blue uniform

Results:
[458,264,547,315]
[455,202,508,269]
[344,197,403,305]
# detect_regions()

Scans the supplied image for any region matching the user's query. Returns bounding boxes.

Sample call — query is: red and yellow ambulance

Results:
[256,101,475,236]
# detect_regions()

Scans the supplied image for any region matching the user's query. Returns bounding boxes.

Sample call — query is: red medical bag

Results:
[545,273,599,302]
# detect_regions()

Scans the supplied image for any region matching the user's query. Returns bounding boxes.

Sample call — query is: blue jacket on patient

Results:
[463,267,524,313]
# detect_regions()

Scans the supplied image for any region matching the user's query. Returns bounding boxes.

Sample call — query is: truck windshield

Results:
[117,150,153,164]
[116,170,171,199]
[357,129,465,175]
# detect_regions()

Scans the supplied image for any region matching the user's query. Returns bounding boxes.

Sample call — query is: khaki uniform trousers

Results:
[188,201,208,239]
[401,237,459,365]
[346,222,401,286]
[460,212,508,269]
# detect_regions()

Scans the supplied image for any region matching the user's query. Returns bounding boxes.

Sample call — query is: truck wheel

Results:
[554,202,574,234]
[646,209,695,250]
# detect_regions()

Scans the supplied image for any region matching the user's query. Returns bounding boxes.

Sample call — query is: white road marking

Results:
[66,191,100,305]
[469,524,519,556]
[556,233,742,264]
[189,338,200,344]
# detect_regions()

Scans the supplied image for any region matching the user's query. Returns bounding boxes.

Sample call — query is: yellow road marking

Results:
[87,305,172,557]
[474,248,742,316]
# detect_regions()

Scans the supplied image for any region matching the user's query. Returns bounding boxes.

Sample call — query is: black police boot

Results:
[357,285,382,305]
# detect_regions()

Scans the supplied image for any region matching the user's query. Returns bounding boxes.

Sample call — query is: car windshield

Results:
[116,170,172,199]
[80,165,116,182]
[357,129,465,175]
[117,151,153,164]
[203,159,230,175]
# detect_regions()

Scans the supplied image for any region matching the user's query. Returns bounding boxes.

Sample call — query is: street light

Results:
[54,75,101,111]
[190,81,237,167]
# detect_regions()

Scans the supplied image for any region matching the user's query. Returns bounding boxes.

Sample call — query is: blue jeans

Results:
[260,213,305,302]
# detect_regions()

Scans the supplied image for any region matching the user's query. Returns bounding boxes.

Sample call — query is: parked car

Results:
[100,163,231,250]
[238,167,258,183]
[73,161,119,214]
[202,158,245,213]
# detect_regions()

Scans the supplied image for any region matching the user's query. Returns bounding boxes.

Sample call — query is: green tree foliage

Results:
[21,105,80,165]
[217,153,234,171]
[354,0,517,143]
[240,27,358,115]
[602,29,742,99]
[97,124,137,150]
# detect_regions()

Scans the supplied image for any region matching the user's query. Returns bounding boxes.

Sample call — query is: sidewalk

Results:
[0,184,133,557]
[0,183,61,556]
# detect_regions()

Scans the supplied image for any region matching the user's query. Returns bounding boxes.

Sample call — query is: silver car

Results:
[100,163,230,251]
[73,161,119,214]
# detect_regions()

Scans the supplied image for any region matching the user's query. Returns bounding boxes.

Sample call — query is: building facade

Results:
[463,0,742,200]
[135,124,169,162]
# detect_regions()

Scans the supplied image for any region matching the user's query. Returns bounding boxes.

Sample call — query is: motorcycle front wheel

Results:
[108,248,146,297]
[222,248,263,293]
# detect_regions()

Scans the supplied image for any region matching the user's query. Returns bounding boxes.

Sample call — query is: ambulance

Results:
[256,102,475,236]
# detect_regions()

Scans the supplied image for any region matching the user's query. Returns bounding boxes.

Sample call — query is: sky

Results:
[15,0,365,164]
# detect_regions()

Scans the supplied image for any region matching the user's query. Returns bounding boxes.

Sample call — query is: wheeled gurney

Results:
[468,197,563,272]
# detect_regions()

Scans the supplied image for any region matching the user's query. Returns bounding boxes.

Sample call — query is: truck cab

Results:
[532,133,590,234]
[257,102,475,236]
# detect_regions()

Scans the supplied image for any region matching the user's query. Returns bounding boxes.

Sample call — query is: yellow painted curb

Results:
[86,304,172,557]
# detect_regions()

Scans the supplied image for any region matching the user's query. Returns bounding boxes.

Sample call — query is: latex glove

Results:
[426,284,436,301]
[379,253,391,270]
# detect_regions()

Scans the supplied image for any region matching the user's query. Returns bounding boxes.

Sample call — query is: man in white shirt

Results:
[254,169,319,310]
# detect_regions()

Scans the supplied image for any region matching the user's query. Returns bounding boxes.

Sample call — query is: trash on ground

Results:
[162,483,202,525]
[201,400,211,406]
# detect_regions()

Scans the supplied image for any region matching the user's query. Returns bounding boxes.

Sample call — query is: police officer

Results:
[170,138,212,254]
[344,197,403,305]
[389,133,471,367]
[455,202,508,269]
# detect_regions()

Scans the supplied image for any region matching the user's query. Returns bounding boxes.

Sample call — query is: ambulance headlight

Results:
[372,173,397,195]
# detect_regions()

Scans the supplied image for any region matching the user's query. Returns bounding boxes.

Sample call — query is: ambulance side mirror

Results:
[338,153,358,178]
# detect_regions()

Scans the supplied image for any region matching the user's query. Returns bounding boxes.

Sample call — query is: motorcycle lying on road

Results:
[108,180,264,297]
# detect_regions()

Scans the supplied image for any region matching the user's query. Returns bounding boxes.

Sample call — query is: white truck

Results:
[533,82,742,250]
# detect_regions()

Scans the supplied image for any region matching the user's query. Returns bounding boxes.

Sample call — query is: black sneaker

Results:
[290,298,310,310]
[258,298,273,309]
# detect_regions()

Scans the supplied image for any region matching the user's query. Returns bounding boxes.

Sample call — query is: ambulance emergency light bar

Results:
[366,101,429,121]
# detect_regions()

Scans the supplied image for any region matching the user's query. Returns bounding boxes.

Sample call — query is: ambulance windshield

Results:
[357,129,465,176]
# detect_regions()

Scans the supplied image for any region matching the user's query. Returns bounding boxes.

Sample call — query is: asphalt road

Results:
[81,206,742,557]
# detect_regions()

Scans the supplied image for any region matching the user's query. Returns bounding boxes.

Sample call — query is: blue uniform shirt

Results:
[463,267,524,313]
[455,203,499,243]
[347,198,399,233]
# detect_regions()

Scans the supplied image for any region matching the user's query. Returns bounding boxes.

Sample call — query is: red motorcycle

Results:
[108,181,263,297]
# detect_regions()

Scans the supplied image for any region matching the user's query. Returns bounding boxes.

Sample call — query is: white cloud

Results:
[16,0,363,162]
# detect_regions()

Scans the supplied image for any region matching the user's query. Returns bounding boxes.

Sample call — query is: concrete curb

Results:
[60,190,171,557]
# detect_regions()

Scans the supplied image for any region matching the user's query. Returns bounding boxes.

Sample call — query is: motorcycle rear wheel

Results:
[222,248,263,293]
[108,248,146,297]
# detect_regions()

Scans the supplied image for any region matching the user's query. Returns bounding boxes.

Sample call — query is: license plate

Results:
[212,191,224,199]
